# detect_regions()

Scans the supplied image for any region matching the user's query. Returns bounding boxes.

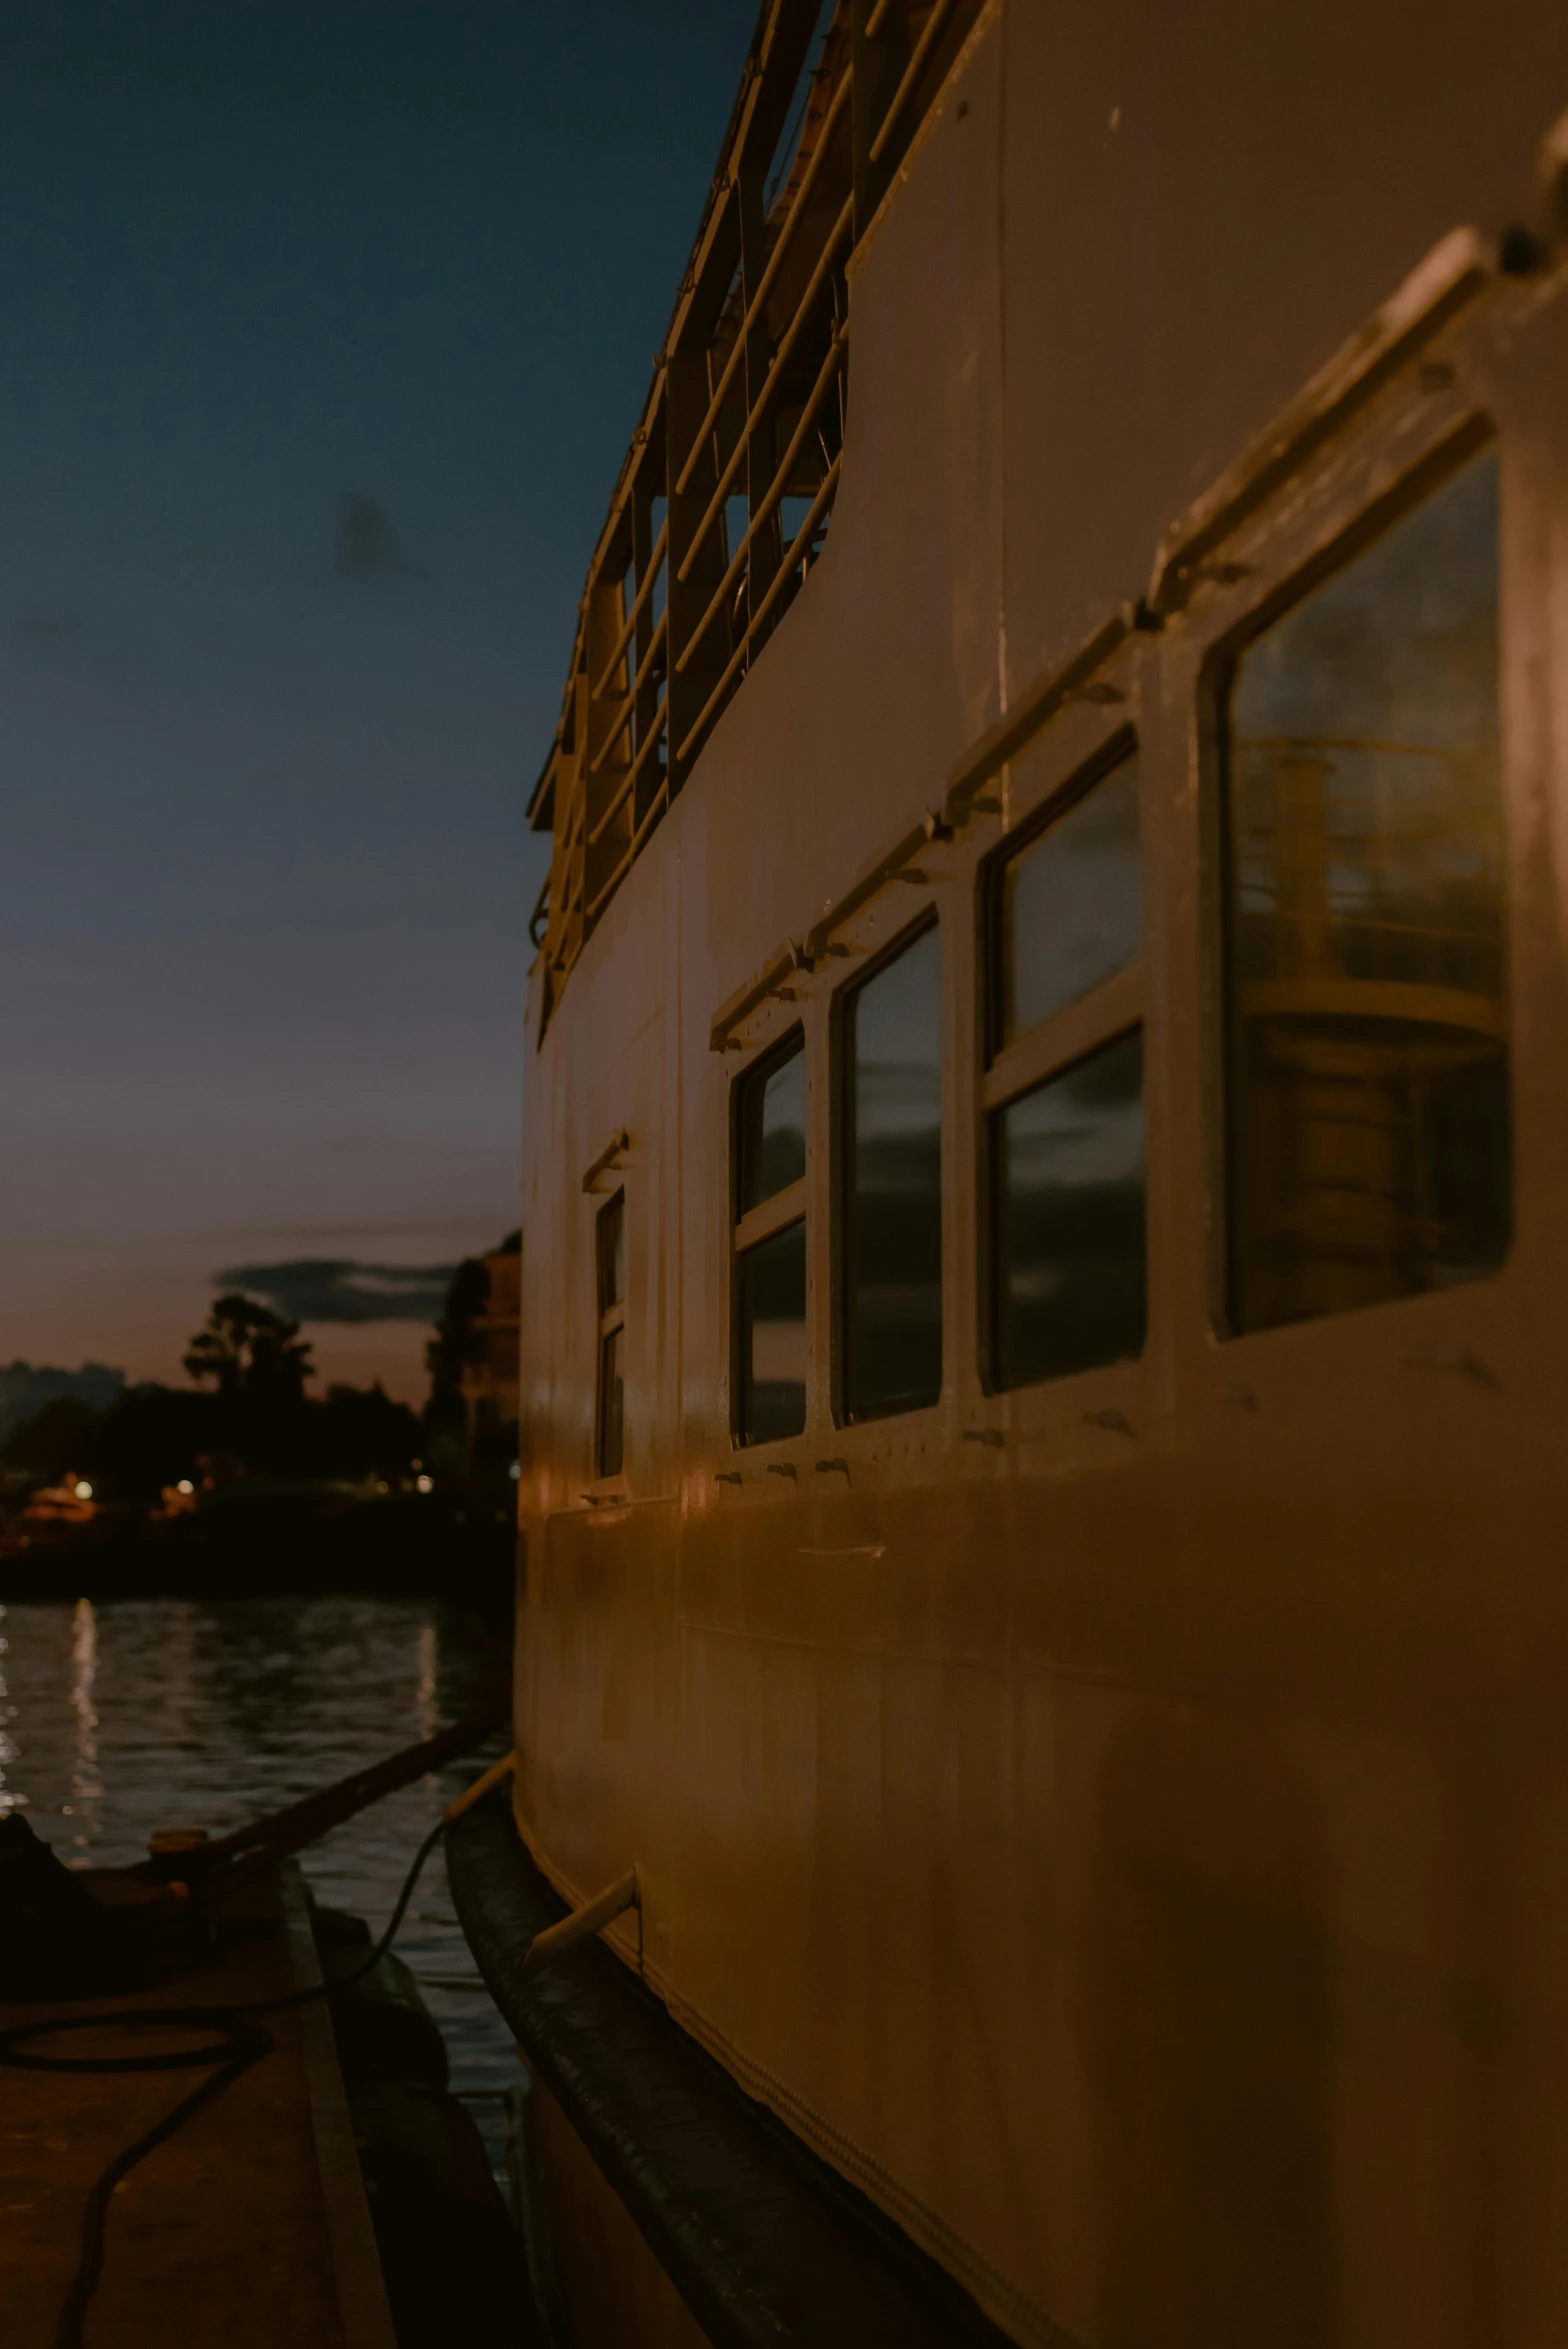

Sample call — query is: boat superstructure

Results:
[504,4,1568,2342]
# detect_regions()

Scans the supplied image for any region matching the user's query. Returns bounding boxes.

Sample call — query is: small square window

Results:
[737,1220,807,1443]
[996,748,1141,1052]
[737,1037,806,1213]
[991,1030,1147,1390]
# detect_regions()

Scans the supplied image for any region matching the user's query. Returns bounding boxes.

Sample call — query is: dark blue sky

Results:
[0,0,757,1397]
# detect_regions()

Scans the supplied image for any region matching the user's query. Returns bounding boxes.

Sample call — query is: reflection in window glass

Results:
[738,1037,806,1212]
[598,1326,624,1477]
[1001,752,1141,1046]
[738,1220,807,1443]
[843,925,942,1420]
[993,1031,1146,1389]
[598,1192,626,1312]
[1225,450,1509,1331]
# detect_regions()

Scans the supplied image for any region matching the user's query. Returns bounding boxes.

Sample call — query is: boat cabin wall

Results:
[516,5,1568,2344]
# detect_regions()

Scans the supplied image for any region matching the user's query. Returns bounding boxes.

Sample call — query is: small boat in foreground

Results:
[0,1705,520,2349]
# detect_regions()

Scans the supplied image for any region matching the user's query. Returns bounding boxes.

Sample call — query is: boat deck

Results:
[1,1861,394,2349]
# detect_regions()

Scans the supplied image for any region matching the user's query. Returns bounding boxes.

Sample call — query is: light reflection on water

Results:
[0,1594,518,2166]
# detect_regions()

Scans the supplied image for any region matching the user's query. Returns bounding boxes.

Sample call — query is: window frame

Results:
[833,909,945,1428]
[1196,411,1509,1340]
[730,1025,808,1447]
[978,728,1150,1395]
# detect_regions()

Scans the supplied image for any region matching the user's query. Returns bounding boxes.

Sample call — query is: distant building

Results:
[0,1361,123,1443]
[459,1240,520,1460]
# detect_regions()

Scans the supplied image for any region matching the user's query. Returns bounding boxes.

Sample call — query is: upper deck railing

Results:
[527,0,983,1023]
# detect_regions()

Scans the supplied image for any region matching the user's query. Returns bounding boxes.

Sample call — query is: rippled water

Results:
[0,1593,519,2169]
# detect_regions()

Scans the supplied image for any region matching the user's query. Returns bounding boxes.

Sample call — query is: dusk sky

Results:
[0,0,757,1403]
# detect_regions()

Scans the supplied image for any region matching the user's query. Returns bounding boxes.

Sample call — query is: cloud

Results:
[16,607,86,646]
[214,1258,457,1325]
[335,493,399,579]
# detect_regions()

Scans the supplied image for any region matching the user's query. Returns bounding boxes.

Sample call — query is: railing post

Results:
[739,166,784,643]
[666,346,730,794]
[548,661,587,981]
[630,436,662,831]
[582,569,631,912]
[851,0,908,236]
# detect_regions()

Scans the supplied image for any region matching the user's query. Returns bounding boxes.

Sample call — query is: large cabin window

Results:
[595,1189,626,1476]
[984,744,1147,1390]
[842,923,943,1420]
[733,1032,807,1443]
[1221,447,1509,1333]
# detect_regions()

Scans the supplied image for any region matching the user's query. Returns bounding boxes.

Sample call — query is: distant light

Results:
[411,1458,422,1472]
[377,1480,389,1495]
[508,1463,521,1481]
[415,1474,433,1494]
[73,1480,93,1502]
[176,1479,194,1497]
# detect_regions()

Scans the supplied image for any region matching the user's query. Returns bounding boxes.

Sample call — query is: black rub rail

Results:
[446,1794,1023,2349]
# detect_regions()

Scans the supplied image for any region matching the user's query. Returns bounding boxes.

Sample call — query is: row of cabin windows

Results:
[597,444,1511,1464]
[730,802,1149,1444]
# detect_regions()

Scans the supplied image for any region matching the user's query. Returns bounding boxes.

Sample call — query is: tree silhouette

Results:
[184,1293,314,1405]
[1,1299,428,1501]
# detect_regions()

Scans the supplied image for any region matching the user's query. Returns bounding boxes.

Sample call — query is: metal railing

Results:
[529,0,982,1026]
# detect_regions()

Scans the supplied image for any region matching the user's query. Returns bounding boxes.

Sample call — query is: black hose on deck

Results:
[0,1816,449,2349]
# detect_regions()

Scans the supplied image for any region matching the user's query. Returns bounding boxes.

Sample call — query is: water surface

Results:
[0,1593,519,2165]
